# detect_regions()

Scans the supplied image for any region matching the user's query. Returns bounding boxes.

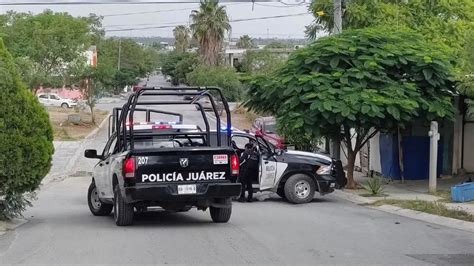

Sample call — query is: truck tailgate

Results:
[131,148,236,184]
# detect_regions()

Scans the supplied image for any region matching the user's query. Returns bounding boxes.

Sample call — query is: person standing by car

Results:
[238,143,259,202]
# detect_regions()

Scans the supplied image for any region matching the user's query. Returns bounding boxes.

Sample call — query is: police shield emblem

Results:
[179,158,189,168]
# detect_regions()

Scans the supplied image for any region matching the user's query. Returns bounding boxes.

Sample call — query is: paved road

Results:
[1,75,474,265]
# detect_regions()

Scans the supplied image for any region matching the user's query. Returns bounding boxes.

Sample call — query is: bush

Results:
[0,39,54,220]
[186,65,244,102]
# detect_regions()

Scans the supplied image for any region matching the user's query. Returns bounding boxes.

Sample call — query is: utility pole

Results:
[429,121,440,193]
[333,0,343,34]
[118,39,122,71]
[331,0,343,160]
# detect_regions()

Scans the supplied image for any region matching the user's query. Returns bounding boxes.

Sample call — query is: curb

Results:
[333,189,474,233]
[371,205,474,233]
[0,218,28,236]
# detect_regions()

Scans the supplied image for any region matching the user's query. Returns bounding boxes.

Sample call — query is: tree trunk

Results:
[90,104,96,125]
[346,150,358,189]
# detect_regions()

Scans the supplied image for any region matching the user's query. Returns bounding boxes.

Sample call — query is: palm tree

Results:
[173,25,190,53]
[190,0,231,66]
[236,35,254,49]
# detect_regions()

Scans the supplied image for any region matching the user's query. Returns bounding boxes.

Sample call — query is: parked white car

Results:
[37,93,78,108]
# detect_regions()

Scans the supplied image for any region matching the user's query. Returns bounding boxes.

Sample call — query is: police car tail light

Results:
[152,124,172,130]
[123,158,135,178]
[231,155,239,176]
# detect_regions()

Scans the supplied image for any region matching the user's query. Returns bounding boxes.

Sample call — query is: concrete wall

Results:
[463,123,474,172]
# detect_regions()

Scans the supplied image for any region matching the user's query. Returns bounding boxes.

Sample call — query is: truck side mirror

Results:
[84,149,101,159]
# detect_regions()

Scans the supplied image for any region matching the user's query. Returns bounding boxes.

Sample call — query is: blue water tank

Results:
[451,183,474,202]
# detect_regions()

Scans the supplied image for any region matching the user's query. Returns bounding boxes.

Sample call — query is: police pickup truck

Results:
[85,87,241,226]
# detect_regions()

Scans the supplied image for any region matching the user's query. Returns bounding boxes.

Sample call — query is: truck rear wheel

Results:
[210,198,232,223]
[284,174,315,204]
[114,186,134,226]
[88,180,113,216]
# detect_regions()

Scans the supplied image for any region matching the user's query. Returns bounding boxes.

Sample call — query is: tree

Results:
[190,0,231,66]
[174,53,200,84]
[307,0,474,52]
[245,28,456,189]
[95,38,158,93]
[236,35,254,49]
[0,11,94,92]
[265,42,290,49]
[240,49,286,75]
[173,25,191,53]
[186,65,243,101]
[0,39,54,219]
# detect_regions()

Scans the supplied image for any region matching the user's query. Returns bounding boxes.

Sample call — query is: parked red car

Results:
[251,116,286,149]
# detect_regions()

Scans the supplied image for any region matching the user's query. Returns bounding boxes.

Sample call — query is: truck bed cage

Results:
[108,107,183,138]
[115,87,232,151]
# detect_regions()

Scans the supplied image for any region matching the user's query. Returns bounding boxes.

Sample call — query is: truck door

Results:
[256,136,277,191]
[94,135,117,198]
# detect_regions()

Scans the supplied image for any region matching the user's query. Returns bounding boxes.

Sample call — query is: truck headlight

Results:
[316,165,331,175]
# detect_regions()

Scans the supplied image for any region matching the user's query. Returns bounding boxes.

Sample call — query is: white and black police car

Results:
[215,130,347,204]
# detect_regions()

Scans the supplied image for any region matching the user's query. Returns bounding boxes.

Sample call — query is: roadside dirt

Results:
[47,107,109,141]
[221,104,257,130]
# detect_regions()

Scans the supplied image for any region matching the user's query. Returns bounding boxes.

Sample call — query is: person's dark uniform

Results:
[238,143,259,202]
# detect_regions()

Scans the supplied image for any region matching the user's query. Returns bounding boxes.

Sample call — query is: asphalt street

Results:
[1,75,473,265]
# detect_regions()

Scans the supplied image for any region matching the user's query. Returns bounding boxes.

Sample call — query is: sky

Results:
[0,1,314,39]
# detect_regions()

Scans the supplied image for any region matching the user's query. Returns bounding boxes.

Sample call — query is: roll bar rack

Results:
[115,87,232,151]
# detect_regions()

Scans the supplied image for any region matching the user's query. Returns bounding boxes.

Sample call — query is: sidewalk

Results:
[341,172,474,213]
[42,114,109,185]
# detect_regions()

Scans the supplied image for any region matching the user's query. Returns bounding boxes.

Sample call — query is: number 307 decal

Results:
[137,157,148,165]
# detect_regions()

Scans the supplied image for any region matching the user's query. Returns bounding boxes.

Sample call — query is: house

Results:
[335,96,474,180]
[223,48,295,68]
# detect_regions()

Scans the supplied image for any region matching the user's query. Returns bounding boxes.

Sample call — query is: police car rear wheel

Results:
[113,186,134,226]
[87,181,113,216]
[284,174,315,204]
[210,198,232,223]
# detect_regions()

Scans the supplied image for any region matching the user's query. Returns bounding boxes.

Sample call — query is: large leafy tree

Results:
[0,39,53,219]
[307,0,473,52]
[190,0,231,66]
[246,28,456,188]
[236,35,254,49]
[0,10,93,92]
[173,25,191,53]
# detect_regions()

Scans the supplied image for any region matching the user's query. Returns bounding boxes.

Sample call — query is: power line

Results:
[104,12,310,32]
[0,0,285,6]
[101,2,244,17]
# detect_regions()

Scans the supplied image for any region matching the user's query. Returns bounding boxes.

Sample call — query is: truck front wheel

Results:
[284,174,316,204]
[210,198,232,223]
[88,180,113,216]
[114,186,134,226]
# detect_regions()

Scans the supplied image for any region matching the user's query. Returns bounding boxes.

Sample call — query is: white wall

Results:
[339,130,381,174]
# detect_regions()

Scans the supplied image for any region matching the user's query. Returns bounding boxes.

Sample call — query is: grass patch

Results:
[429,190,452,203]
[373,199,474,222]
[48,107,109,141]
